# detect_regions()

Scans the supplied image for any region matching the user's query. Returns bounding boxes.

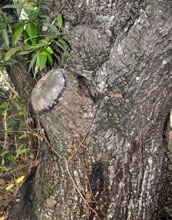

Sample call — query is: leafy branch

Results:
[0,0,71,77]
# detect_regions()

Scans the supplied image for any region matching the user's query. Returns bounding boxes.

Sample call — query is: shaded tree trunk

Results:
[5,60,35,97]
[7,0,172,220]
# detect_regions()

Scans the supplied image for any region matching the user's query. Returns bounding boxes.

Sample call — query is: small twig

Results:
[129,134,143,220]
[35,137,41,161]
[32,81,107,218]
[41,138,102,218]
[64,80,107,218]
[65,159,102,220]
[42,132,64,159]
[3,109,8,150]
[84,163,108,220]
[68,80,107,163]
[0,71,20,98]
[0,159,39,178]
[33,117,64,159]
[10,130,43,141]
[14,135,19,158]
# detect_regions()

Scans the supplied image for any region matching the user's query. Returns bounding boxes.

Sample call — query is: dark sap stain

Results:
[89,162,104,196]
[89,161,105,219]
[130,140,139,154]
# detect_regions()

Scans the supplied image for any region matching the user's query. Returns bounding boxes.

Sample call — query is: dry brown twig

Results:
[3,109,8,151]
[83,162,108,220]
[65,159,102,220]
[64,80,108,219]
[68,80,107,163]
[35,123,102,219]
[0,71,19,98]
[10,130,43,141]
[0,159,39,178]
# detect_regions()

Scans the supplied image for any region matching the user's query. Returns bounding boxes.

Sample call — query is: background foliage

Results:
[0,0,71,77]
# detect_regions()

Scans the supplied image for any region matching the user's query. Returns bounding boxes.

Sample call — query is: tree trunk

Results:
[7,0,172,220]
[5,60,35,97]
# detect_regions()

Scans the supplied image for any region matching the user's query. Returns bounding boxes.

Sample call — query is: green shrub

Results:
[0,0,71,77]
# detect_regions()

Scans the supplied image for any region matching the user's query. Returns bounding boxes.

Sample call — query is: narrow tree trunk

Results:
[7,0,172,220]
[5,60,35,97]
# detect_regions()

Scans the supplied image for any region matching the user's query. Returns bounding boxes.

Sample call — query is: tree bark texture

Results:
[5,60,35,97]
[7,0,172,220]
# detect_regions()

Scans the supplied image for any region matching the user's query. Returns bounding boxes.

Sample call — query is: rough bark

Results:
[6,0,172,220]
[5,60,35,97]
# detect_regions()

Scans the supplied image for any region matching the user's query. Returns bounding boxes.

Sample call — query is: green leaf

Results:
[28,52,38,73]
[43,23,58,32]
[29,154,34,159]
[1,42,9,49]
[19,122,27,127]
[3,14,13,24]
[23,30,30,46]
[15,164,23,169]
[56,41,66,51]
[40,15,51,20]
[29,12,38,21]
[3,4,24,9]
[46,46,53,54]
[13,23,24,46]
[0,102,9,108]
[1,59,17,65]
[0,22,5,29]
[52,44,59,53]
[37,21,42,34]
[38,49,47,71]
[18,111,25,116]
[58,38,68,48]
[8,154,16,162]
[34,65,39,77]
[0,150,9,157]
[63,48,72,59]
[40,5,50,11]
[57,13,63,28]
[16,176,25,184]
[19,134,28,140]
[6,184,15,191]
[26,22,38,45]
[56,42,72,59]
[4,47,21,61]
[5,127,12,134]
[7,24,12,34]
[13,94,17,99]
[38,39,49,44]
[47,52,53,66]
[1,166,11,172]
[24,43,46,50]
[17,106,22,111]
[19,149,28,155]
[7,120,17,126]
[0,66,4,72]
[17,50,34,56]
[24,8,31,17]
[2,29,9,48]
